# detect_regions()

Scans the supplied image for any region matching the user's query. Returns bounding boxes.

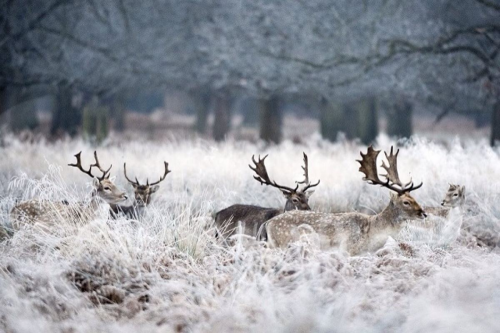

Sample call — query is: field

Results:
[1,134,500,333]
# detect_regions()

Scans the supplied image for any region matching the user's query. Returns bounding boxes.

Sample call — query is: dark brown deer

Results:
[215,153,320,241]
[265,146,426,254]
[110,161,171,218]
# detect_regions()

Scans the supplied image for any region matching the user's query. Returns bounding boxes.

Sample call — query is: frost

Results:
[0,136,499,332]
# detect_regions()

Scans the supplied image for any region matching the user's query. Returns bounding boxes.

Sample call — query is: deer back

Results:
[10,198,102,230]
[214,204,281,240]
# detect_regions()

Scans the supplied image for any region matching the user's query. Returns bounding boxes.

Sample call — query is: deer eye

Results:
[453,194,458,197]
[104,187,110,191]
[403,201,410,206]
[292,198,299,203]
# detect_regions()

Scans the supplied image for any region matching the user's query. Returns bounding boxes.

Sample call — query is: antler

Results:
[68,151,111,181]
[149,162,171,186]
[90,151,112,179]
[123,162,140,187]
[124,161,171,187]
[249,155,299,194]
[380,147,403,187]
[357,146,422,195]
[296,152,320,192]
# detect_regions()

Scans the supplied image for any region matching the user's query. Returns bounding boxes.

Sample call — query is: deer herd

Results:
[7,146,467,255]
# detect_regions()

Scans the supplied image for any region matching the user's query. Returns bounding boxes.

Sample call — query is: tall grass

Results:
[0,133,499,332]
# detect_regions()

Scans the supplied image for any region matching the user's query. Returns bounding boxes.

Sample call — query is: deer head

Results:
[249,153,320,211]
[358,146,426,220]
[441,184,466,208]
[124,161,171,207]
[69,151,128,204]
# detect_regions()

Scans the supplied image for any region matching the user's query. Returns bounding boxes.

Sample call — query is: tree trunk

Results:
[213,93,231,141]
[320,96,344,142]
[110,95,126,132]
[259,96,282,143]
[355,98,378,144]
[194,90,211,134]
[491,103,500,146]
[50,85,81,137]
[340,103,356,140]
[387,99,413,138]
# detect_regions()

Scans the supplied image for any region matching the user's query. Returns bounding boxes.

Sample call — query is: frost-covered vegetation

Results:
[1,135,500,332]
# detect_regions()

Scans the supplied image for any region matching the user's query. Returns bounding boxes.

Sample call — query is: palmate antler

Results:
[357,146,422,195]
[68,151,112,181]
[249,155,299,194]
[124,161,171,187]
[296,152,320,192]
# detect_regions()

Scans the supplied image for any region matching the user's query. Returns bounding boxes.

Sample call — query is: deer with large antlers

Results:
[214,153,320,241]
[110,161,171,218]
[10,151,128,230]
[265,146,427,255]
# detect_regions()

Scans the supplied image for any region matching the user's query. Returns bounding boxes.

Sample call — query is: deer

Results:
[402,184,466,246]
[265,146,427,255]
[424,184,465,217]
[214,153,320,241]
[10,151,128,230]
[110,161,171,218]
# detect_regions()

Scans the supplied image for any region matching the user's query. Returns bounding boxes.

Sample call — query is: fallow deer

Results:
[110,161,171,218]
[10,151,128,230]
[265,146,426,255]
[424,184,465,217]
[214,153,320,241]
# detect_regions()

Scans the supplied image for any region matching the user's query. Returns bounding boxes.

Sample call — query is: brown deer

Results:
[10,151,128,230]
[265,146,426,255]
[110,161,171,217]
[424,184,465,217]
[214,153,320,241]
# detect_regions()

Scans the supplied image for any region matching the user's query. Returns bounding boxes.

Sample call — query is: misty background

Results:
[0,0,499,145]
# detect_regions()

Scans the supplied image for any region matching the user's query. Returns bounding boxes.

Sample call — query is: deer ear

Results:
[305,190,315,198]
[390,192,398,200]
[460,186,466,196]
[150,185,160,193]
[282,191,292,199]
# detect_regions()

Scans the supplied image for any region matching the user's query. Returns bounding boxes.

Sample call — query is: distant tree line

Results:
[0,0,498,144]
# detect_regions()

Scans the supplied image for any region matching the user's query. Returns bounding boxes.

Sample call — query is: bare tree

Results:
[1,0,498,140]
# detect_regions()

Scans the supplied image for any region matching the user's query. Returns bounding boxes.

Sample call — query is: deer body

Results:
[265,146,426,255]
[215,204,280,240]
[10,152,127,230]
[12,195,105,230]
[267,193,425,254]
[215,153,319,240]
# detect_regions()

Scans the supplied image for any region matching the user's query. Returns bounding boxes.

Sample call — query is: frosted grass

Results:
[0,134,499,332]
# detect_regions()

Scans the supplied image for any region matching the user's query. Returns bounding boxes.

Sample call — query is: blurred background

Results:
[0,0,499,145]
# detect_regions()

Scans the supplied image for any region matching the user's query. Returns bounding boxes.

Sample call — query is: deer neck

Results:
[370,202,405,236]
[89,193,103,210]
